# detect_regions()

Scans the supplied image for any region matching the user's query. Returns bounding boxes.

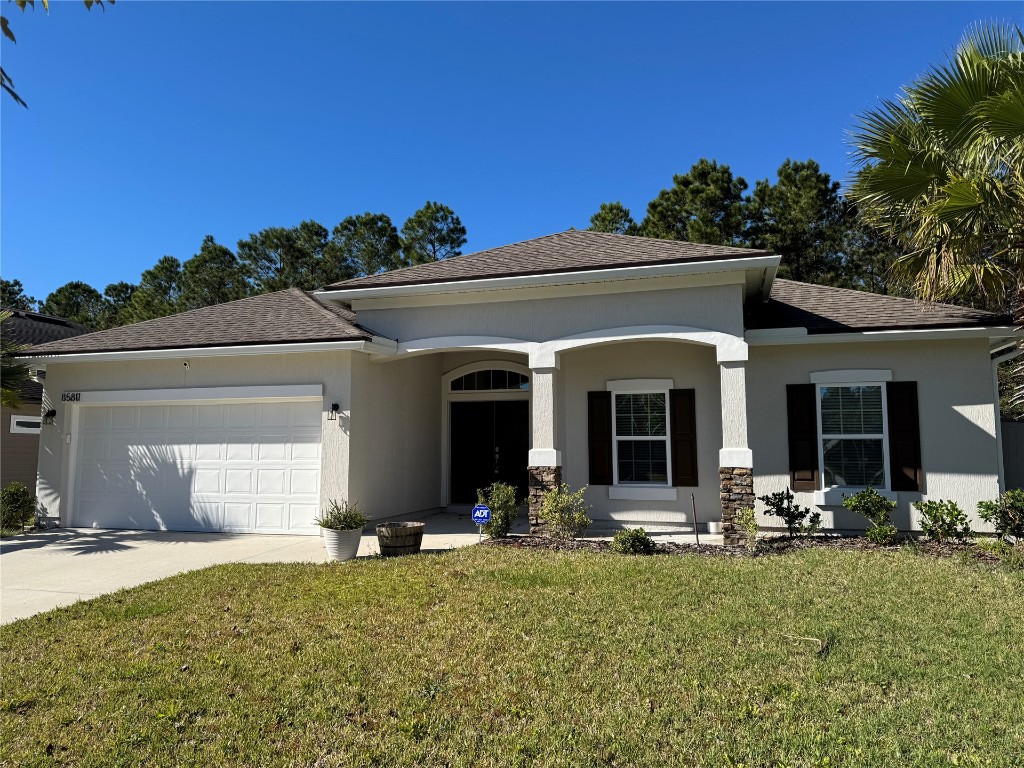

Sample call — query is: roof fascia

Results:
[317,255,781,302]
[18,338,397,367]
[746,325,1021,346]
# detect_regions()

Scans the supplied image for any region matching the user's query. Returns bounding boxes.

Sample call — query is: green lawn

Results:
[2,546,1022,767]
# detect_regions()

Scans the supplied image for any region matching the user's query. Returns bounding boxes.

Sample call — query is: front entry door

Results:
[449,400,529,504]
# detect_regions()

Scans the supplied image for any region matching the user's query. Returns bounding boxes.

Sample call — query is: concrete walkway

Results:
[0,510,488,624]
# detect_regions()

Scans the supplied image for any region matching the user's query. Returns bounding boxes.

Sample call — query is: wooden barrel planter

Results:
[375,522,425,557]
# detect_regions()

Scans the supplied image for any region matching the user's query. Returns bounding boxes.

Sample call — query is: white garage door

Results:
[72,400,322,534]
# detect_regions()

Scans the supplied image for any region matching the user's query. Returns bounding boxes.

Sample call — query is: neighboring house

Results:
[19,231,1022,543]
[1,309,90,491]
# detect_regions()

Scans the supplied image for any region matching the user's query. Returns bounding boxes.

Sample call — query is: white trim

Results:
[719,448,753,468]
[814,487,897,505]
[528,449,561,466]
[815,381,890,494]
[20,339,393,366]
[606,378,673,392]
[546,325,748,364]
[609,486,678,501]
[400,336,532,359]
[317,255,782,301]
[810,369,892,384]
[746,325,1019,346]
[64,385,323,407]
[440,361,532,508]
[9,414,42,434]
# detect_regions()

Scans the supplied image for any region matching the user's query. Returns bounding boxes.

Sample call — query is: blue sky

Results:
[2,1,1021,301]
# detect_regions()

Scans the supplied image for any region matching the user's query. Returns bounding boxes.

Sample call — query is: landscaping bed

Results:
[2,546,1022,766]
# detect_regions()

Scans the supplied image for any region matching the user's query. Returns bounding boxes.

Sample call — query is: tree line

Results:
[0,201,467,329]
[586,157,903,299]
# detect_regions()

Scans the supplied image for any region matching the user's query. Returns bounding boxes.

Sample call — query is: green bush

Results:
[541,484,592,540]
[800,511,823,537]
[914,499,972,543]
[866,523,899,545]
[757,489,813,537]
[977,489,1024,543]
[476,482,520,538]
[843,487,898,545]
[735,507,758,552]
[611,527,656,555]
[1,481,36,530]
[315,499,367,531]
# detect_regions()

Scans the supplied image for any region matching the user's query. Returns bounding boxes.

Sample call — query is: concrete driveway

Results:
[1,511,485,624]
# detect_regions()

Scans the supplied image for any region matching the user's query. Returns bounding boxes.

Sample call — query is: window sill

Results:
[608,486,678,501]
[813,487,897,506]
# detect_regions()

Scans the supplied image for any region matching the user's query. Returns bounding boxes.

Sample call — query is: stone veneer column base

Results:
[527,466,562,534]
[720,467,755,546]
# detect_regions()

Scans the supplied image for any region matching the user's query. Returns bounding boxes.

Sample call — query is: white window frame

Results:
[814,381,891,501]
[9,414,42,434]
[608,381,673,489]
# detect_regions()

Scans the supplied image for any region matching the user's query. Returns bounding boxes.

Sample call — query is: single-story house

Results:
[20,231,1021,543]
[1,309,89,490]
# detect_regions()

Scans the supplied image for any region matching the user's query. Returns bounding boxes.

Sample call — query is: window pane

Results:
[615,393,667,437]
[617,440,668,483]
[451,376,464,391]
[819,385,883,435]
[491,370,508,390]
[823,438,885,486]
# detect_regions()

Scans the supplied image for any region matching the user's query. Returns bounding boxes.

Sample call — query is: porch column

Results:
[527,351,561,533]
[719,360,754,545]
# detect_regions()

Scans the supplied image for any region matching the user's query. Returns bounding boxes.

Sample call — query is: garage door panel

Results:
[74,400,322,534]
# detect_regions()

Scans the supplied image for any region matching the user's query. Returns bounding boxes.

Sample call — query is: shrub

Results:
[977,489,1024,543]
[757,489,812,537]
[611,527,656,555]
[315,499,367,531]
[800,511,823,537]
[541,484,592,540]
[1,481,36,530]
[866,523,899,545]
[735,507,758,552]
[476,482,520,538]
[914,499,972,543]
[843,487,898,545]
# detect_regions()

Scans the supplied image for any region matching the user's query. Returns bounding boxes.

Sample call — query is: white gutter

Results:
[18,336,398,368]
[746,325,1021,346]
[316,255,782,301]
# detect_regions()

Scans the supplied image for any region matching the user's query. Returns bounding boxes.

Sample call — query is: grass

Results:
[2,546,1022,767]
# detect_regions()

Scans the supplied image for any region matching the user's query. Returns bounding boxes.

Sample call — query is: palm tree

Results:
[1,310,31,409]
[849,21,1023,310]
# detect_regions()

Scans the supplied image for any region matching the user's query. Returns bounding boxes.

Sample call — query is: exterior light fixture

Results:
[328,403,340,421]
[43,409,57,425]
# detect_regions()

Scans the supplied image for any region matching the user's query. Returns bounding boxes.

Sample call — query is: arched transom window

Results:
[450,369,530,392]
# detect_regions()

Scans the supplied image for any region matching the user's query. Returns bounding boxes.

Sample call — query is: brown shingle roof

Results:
[326,230,770,290]
[748,279,1011,333]
[23,288,371,357]
[1,309,90,347]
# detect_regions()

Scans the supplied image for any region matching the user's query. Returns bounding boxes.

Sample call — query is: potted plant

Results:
[316,499,367,562]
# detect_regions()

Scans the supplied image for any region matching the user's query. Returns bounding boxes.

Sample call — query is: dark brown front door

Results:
[449,400,529,504]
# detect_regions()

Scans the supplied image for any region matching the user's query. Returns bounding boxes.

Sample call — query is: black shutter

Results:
[787,383,819,491]
[587,391,613,485]
[670,389,698,486]
[887,381,922,492]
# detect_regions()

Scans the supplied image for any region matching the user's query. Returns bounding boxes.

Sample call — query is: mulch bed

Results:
[484,534,1007,562]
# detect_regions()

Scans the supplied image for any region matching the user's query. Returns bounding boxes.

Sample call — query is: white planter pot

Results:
[322,527,362,562]
[706,521,723,535]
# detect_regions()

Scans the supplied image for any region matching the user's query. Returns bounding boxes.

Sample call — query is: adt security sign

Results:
[471,504,491,525]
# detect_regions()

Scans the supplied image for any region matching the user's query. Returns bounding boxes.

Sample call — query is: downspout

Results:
[992,343,1024,493]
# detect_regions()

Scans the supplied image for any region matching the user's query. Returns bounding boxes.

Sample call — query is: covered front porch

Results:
[356,326,754,543]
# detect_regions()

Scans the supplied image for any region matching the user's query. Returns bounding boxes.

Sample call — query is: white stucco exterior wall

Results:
[747,338,1002,531]
[347,353,442,519]
[560,340,723,527]
[357,282,746,343]
[35,351,353,526]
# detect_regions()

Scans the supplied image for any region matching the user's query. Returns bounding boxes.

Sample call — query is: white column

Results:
[719,360,752,468]
[528,351,560,467]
